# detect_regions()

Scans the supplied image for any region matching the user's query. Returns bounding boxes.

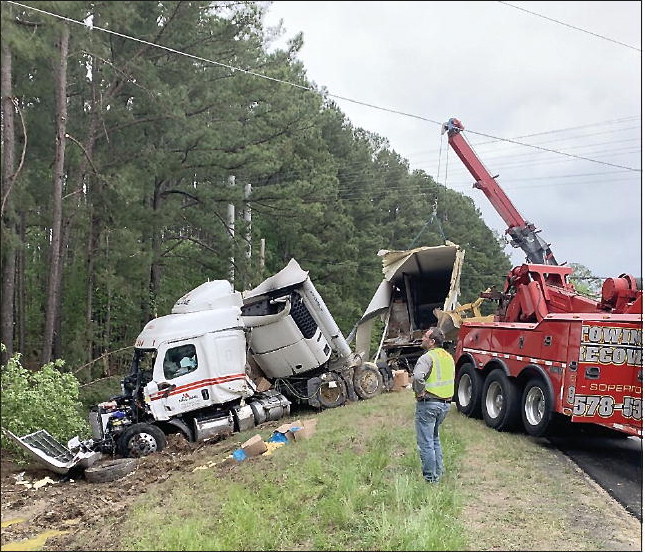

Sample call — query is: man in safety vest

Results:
[411,327,455,483]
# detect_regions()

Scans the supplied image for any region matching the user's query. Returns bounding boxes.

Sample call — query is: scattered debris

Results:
[12,473,57,490]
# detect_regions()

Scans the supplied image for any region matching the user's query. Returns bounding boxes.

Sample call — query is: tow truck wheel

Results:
[482,369,521,431]
[521,378,553,437]
[353,363,384,399]
[118,424,167,458]
[455,363,483,418]
[317,371,348,409]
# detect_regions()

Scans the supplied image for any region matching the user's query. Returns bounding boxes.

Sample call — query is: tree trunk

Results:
[17,212,26,355]
[53,222,71,360]
[143,178,164,324]
[42,24,70,365]
[1,40,16,363]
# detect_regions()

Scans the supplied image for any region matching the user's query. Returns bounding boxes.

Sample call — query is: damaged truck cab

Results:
[241,259,383,409]
[89,279,290,459]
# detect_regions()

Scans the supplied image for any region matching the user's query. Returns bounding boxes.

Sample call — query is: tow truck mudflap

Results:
[3,428,103,475]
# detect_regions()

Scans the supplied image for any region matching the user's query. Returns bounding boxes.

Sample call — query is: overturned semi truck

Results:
[6,259,384,475]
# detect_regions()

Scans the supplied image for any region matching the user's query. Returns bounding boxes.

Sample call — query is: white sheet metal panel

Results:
[172,280,240,314]
[379,242,461,283]
[243,258,309,302]
[135,306,243,349]
[252,339,329,378]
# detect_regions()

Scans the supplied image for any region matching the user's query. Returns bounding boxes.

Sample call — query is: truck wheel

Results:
[521,378,553,437]
[84,458,137,483]
[118,424,167,458]
[317,371,347,409]
[353,363,384,399]
[455,363,483,418]
[482,369,521,431]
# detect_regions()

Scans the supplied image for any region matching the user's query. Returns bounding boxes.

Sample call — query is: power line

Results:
[498,1,641,52]
[6,1,641,173]
[404,116,640,157]
[409,133,642,167]
[5,1,444,126]
[463,129,639,172]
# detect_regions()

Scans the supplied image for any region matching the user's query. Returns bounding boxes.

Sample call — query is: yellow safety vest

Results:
[424,347,455,399]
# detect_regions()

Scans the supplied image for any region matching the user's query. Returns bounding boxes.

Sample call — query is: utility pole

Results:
[244,183,252,260]
[227,175,235,284]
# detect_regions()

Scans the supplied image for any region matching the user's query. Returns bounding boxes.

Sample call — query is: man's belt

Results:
[417,394,451,402]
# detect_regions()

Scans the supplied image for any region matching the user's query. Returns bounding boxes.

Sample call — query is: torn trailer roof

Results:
[353,242,465,368]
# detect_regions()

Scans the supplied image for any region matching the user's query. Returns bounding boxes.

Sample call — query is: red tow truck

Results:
[443,118,642,437]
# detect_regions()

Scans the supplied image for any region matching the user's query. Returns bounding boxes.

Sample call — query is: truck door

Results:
[571,320,642,434]
[146,341,214,420]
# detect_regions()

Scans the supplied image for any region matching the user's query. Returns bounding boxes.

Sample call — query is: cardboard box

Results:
[275,420,303,435]
[391,370,410,391]
[241,434,268,457]
[292,418,317,441]
[254,376,273,392]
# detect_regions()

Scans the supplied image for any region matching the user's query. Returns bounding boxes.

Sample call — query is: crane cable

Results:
[407,129,448,249]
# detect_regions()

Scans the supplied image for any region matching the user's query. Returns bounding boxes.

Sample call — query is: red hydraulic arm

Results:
[442,118,558,266]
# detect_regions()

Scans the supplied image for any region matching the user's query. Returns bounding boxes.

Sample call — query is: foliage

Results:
[568,262,602,299]
[0,346,90,456]
[0,0,511,373]
[78,376,124,412]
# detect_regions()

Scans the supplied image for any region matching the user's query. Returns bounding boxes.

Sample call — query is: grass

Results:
[98,389,640,552]
[120,392,465,551]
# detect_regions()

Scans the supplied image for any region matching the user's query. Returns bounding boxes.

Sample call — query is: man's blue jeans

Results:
[415,399,451,482]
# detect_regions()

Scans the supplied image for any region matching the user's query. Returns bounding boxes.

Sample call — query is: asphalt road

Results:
[540,426,642,520]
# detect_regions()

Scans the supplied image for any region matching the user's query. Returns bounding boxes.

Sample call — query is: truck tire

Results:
[353,363,384,399]
[316,371,347,409]
[118,423,167,458]
[482,369,521,431]
[84,458,137,483]
[521,377,554,437]
[455,363,483,418]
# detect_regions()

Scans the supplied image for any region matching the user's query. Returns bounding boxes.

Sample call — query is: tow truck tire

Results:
[118,424,167,458]
[482,369,521,431]
[521,378,554,437]
[317,371,348,409]
[84,458,137,483]
[455,363,483,418]
[353,363,384,399]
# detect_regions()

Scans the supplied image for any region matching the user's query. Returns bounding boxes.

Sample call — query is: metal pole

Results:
[228,176,235,284]
[244,183,252,259]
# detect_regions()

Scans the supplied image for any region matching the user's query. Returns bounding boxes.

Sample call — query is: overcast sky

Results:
[261,1,642,281]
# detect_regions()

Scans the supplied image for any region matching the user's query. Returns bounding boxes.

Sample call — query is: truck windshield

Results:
[133,349,156,382]
[123,349,156,395]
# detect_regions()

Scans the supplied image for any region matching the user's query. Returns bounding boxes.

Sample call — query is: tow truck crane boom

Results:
[442,118,558,266]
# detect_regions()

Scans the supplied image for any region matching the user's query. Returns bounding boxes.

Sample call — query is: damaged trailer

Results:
[352,242,465,375]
